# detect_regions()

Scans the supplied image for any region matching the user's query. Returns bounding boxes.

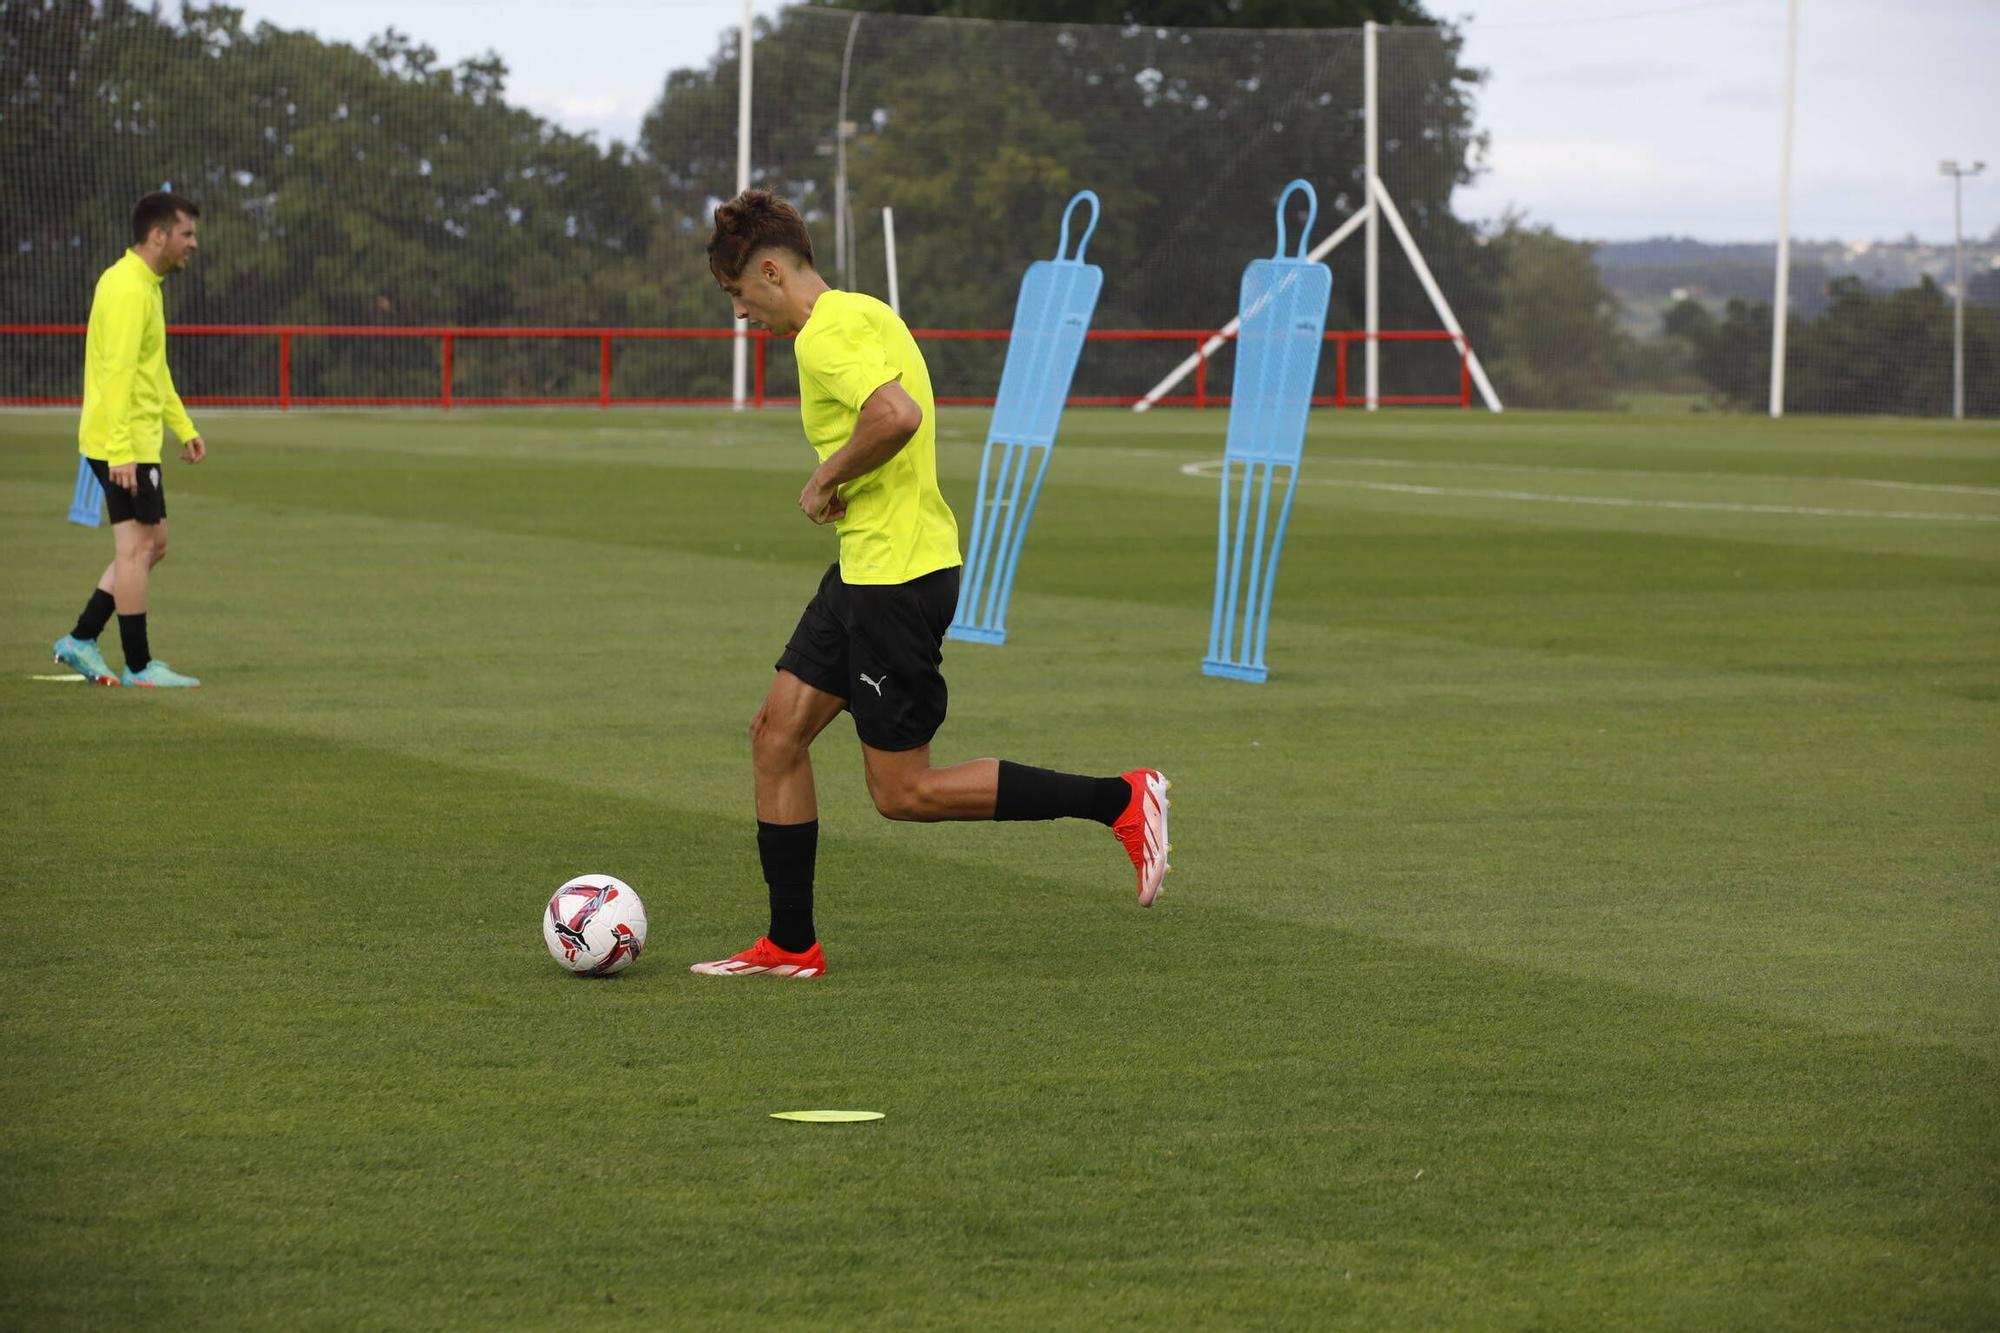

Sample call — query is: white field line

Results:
[1083,447,2000,499]
[1314,455,2000,498]
[1177,459,2000,523]
[1851,478,2000,497]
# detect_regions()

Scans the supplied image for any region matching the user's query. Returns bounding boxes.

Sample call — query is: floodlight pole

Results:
[733,0,753,410]
[1942,159,1985,421]
[1768,0,1799,419]
[1363,19,1380,411]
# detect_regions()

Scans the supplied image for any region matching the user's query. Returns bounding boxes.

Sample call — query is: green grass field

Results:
[3,404,1996,1328]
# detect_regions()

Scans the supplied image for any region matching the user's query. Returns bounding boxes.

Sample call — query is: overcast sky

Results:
[226,0,1996,244]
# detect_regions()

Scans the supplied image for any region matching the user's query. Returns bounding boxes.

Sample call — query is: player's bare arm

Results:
[797,381,923,524]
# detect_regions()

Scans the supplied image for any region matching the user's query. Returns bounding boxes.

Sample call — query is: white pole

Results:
[834,13,861,288]
[1133,206,1369,412]
[1373,178,1503,413]
[1364,19,1380,412]
[882,206,900,316]
[732,0,753,410]
[1953,168,1966,421]
[1940,161,1984,420]
[1768,0,1798,419]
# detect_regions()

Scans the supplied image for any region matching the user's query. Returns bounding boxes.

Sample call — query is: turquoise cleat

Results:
[53,635,120,686]
[120,660,201,689]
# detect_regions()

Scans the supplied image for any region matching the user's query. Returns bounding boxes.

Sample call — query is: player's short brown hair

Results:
[706,189,815,281]
[131,191,199,244]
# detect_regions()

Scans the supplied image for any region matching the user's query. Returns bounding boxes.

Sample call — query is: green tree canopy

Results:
[1665,278,1997,417]
[815,2,1430,26]
[7,0,1505,403]
[3,0,665,395]
[1480,219,1628,410]
[642,0,1489,398]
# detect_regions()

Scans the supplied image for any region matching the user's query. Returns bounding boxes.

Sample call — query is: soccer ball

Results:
[543,874,648,976]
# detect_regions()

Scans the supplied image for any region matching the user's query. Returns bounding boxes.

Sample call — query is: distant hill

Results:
[1595,239,1777,268]
[1591,235,2000,337]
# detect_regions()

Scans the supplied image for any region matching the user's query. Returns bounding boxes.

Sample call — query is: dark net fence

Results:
[633,8,1489,406]
[3,2,1498,407]
[11,3,1981,412]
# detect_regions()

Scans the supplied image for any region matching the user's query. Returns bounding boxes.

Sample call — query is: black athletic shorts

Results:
[87,457,166,525]
[775,561,962,752]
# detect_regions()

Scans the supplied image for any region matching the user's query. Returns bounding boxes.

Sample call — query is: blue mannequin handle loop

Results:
[1057,190,1100,263]
[1273,179,1317,259]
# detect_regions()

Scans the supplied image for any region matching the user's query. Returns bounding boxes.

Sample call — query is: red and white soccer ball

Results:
[543,874,648,976]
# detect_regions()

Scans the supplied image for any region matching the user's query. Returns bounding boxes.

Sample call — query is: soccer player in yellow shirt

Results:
[52,191,208,688]
[691,191,1170,978]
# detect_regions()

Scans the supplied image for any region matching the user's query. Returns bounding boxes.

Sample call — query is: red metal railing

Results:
[0,324,1472,410]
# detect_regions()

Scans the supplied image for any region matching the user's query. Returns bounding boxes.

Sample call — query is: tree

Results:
[7,0,1511,406]
[2,2,652,397]
[1671,279,1997,416]
[817,1,1429,20]
[1480,219,1627,409]
[641,0,1489,398]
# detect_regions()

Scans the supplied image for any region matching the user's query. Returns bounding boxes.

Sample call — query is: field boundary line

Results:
[1178,459,2000,522]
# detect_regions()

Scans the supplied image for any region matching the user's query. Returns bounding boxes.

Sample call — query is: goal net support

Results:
[1135,23,1500,414]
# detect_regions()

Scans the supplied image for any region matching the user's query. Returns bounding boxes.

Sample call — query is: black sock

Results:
[117,612,150,673]
[994,761,1130,826]
[73,589,116,642]
[758,819,818,952]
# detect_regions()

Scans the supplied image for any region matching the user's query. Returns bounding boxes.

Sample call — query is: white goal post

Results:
[1132,178,1502,414]
[1133,20,1502,415]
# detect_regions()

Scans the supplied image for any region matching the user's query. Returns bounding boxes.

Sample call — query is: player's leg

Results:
[112,516,156,671]
[751,666,844,946]
[859,745,998,820]
[692,568,847,977]
[753,571,853,951]
[114,474,197,688]
[859,742,1170,903]
[53,463,137,685]
[53,553,121,685]
[750,667,844,823]
[859,745,1118,824]
[691,672,842,977]
[109,517,157,678]
[850,567,1173,903]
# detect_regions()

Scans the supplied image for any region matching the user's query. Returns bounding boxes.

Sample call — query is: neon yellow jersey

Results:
[794,290,960,585]
[78,250,198,467]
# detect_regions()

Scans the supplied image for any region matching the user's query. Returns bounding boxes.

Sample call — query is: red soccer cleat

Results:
[1111,768,1172,906]
[689,936,827,978]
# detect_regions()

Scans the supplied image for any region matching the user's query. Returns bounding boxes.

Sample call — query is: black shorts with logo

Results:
[775,561,962,752]
[87,457,167,525]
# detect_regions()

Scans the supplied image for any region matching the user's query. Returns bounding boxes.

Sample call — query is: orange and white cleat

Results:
[1111,768,1172,906]
[690,936,827,978]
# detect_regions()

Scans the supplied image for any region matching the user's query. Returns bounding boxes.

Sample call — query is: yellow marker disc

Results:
[770,1110,884,1123]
